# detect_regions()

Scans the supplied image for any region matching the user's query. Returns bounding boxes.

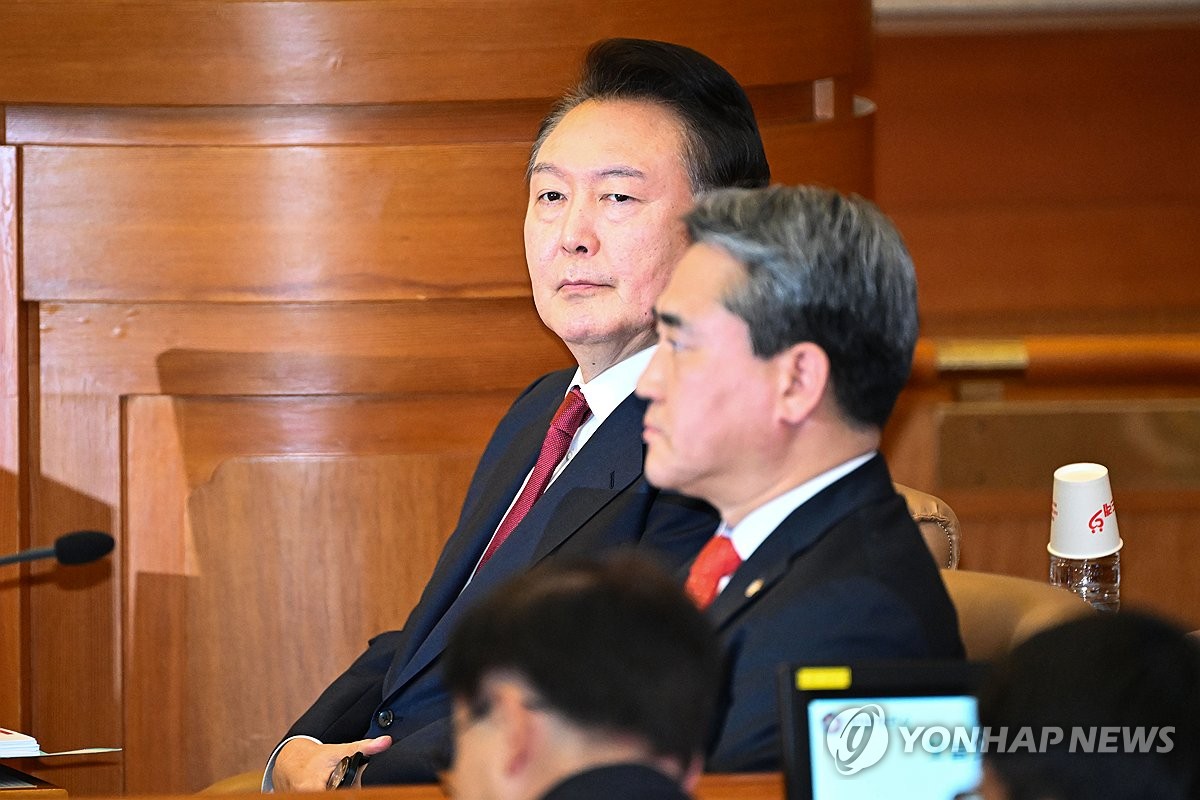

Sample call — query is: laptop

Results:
[777,660,990,800]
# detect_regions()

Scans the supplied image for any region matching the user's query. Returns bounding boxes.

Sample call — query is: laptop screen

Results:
[779,661,989,800]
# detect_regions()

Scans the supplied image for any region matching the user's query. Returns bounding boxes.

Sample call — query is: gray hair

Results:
[685,185,919,429]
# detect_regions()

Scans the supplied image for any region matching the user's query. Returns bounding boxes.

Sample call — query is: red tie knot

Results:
[553,386,591,435]
[685,532,742,609]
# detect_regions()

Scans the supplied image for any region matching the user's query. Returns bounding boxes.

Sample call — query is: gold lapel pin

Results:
[744,578,765,598]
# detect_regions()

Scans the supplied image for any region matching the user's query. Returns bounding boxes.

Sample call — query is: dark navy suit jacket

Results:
[284,367,718,783]
[704,455,965,772]
[540,765,691,800]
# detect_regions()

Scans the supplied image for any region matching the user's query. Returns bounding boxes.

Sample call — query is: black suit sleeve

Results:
[360,716,453,785]
[285,630,405,743]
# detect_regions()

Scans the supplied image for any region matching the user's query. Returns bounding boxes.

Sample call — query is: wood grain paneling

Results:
[869,19,1200,627]
[123,395,493,792]
[762,108,875,199]
[1,146,21,728]
[5,102,552,147]
[25,395,122,795]
[897,203,1200,319]
[22,146,530,303]
[4,85,844,148]
[937,399,1200,492]
[36,301,569,397]
[0,148,15,399]
[0,1,869,105]
[864,22,1200,334]
[22,113,875,304]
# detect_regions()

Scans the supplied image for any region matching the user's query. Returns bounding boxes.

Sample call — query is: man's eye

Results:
[538,191,565,203]
[605,193,634,203]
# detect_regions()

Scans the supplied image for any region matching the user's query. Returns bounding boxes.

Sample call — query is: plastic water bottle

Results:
[1049,551,1120,613]
[1048,463,1122,613]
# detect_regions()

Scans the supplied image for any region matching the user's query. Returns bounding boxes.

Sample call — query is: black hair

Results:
[443,553,722,768]
[979,610,1200,800]
[529,38,770,193]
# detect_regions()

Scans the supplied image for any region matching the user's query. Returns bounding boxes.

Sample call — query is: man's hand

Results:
[272,736,392,792]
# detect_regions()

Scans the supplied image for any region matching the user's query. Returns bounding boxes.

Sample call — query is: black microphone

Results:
[0,531,115,567]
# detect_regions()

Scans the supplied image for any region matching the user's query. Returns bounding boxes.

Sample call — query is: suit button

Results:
[377,709,394,729]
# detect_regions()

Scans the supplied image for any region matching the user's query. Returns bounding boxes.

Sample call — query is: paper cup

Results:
[1048,462,1123,559]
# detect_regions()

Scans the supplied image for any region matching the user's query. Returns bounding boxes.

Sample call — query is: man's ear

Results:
[774,341,830,425]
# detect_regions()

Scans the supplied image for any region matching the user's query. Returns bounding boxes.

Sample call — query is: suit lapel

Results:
[528,392,647,561]
[384,373,568,677]
[384,383,644,697]
[706,456,895,630]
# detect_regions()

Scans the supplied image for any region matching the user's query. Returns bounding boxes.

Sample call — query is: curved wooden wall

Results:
[0,2,874,794]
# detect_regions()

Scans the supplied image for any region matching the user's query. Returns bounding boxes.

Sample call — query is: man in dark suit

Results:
[443,556,722,800]
[265,39,770,789]
[636,185,965,773]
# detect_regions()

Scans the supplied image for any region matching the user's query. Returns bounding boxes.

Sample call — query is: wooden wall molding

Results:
[0,1,870,105]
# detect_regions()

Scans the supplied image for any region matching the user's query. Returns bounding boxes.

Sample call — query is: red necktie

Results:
[685,530,742,609]
[475,387,592,571]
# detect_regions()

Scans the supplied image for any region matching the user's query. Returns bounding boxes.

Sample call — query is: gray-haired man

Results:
[636,185,965,772]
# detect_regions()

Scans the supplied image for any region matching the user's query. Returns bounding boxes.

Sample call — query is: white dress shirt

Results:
[716,451,877,594]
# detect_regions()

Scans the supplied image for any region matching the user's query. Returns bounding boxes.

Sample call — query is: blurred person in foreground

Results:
[636,184,964,772]
[443,555,722,800]
[977,610,1200,800]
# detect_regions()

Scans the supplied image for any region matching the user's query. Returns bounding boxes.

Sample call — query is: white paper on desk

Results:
[2,727,121,758]
[0,727,41,757]
[16,747,123,758]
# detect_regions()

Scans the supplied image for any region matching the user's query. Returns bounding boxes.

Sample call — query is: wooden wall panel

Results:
[0,1,869,105]
[0,146,22,728]
[23,146,530,303]
[761,108,875,200]
[864,22,1200,335]
[123,395,497,792]
[35,301,568,397]
[0,148,15,398]
[4,103,550,148]
[24,395,122,795]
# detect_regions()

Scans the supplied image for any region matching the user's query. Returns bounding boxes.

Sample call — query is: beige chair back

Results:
[895,483,961,569]
[941,569,1093,662]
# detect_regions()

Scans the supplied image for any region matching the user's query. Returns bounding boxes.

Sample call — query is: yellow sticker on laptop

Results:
[795,666,852,691]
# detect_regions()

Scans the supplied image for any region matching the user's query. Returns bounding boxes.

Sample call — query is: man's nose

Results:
[559,199,599,256]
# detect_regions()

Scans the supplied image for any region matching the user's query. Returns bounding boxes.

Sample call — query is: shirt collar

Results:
[725,451,877,561]
[568,345,655,426]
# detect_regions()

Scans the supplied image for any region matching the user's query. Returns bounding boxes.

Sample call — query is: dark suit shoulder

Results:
[705,459,964,773]
[541,765,690,800]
